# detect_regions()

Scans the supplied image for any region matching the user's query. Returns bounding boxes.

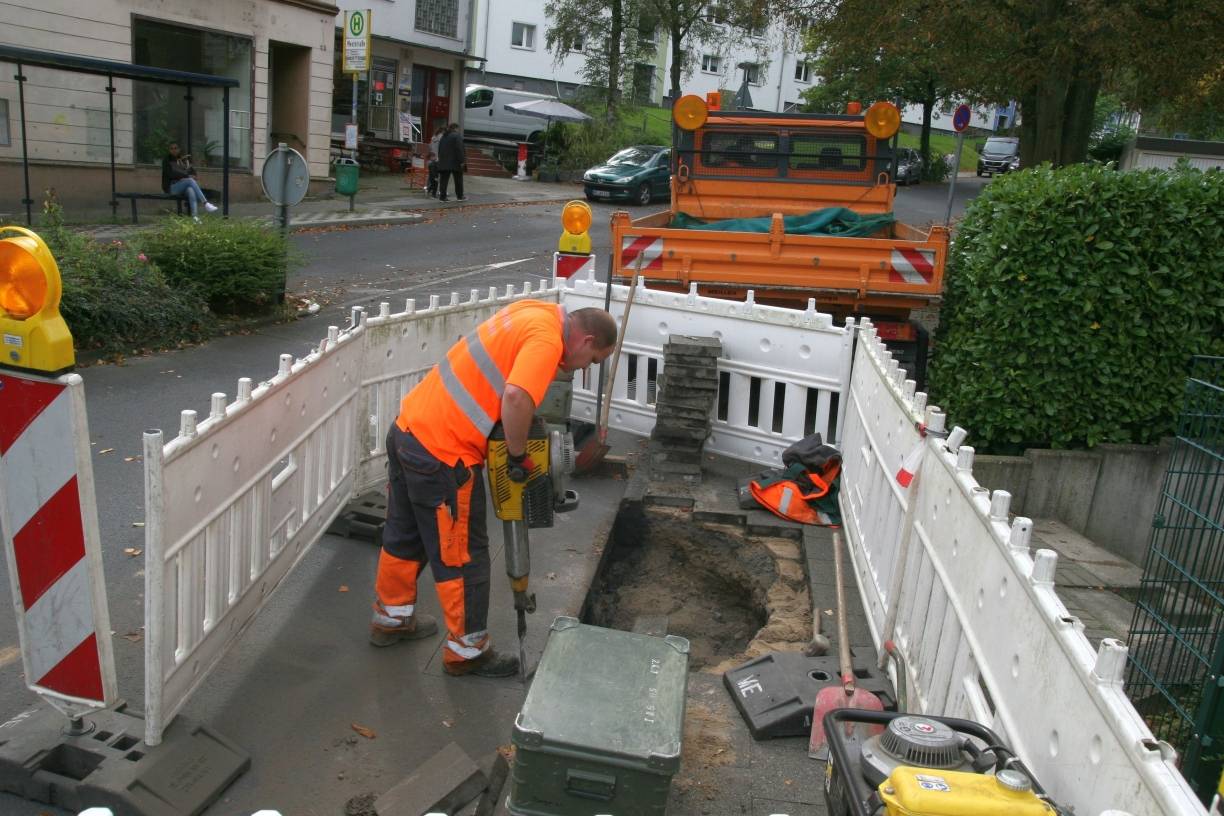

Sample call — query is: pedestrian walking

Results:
[426,127,443,197]
[369,301,617,677]
[436,123,466,202]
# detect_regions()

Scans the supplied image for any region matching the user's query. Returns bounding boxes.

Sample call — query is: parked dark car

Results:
[977,136,1020,177]
[893,147,922,186]
[583,145,671,205]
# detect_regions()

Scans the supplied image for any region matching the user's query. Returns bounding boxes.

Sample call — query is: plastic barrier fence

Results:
[354,282,562,496]
[561,273,854,464]
[142,280,559,746]
[838,319,1204,816]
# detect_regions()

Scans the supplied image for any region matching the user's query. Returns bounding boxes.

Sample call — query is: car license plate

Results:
[592,189,611,198]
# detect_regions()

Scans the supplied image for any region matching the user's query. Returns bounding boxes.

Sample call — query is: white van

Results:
[464,84,557,142]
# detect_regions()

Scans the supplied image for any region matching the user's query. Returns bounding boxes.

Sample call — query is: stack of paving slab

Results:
[648,335,722,485]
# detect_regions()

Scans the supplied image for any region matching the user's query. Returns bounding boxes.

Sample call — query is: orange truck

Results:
[609,95,950,384]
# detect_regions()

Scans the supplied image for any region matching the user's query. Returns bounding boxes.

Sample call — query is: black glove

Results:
[507,450,536,483]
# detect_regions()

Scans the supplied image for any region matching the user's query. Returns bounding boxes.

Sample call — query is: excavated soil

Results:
[585,505,813,672]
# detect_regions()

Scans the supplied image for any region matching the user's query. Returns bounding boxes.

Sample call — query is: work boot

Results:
[369,605,439,647]
[444,649,520,678]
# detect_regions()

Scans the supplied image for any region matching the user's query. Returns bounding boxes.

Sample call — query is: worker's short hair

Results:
[571,308,618,349]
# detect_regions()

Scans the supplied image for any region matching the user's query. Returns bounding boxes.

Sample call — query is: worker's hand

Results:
[507,451,536,483]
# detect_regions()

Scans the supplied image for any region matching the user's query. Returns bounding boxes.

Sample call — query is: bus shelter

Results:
[0,43,240,224]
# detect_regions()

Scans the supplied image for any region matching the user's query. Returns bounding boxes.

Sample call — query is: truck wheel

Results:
[635,182,652,206]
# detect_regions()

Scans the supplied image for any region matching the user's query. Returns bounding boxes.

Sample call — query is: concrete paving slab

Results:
[1059,587,1138,648]
[1032,518,1143,588]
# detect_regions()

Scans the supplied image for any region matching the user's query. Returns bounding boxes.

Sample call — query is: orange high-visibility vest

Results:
[749,461,841,526]
[397,300,567,466]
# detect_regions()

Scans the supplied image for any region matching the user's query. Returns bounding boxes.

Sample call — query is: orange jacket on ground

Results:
[396,299,566,466]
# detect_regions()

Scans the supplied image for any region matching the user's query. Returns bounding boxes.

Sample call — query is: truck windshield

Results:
[608,147,658,166]
[983,138,1017,155]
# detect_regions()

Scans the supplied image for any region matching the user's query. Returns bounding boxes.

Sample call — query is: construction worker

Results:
[369,300,618,677]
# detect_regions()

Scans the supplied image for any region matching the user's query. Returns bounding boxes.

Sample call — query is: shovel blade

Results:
[807,687,885,759]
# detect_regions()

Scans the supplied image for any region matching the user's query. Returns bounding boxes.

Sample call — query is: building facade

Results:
[0,0,337,214]
[332,0,475,144]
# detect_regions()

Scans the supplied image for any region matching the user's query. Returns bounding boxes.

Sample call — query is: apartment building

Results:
[466,0,815,112]
[467,0,667,105]
[0,0,337,212]
[331,0,475,144]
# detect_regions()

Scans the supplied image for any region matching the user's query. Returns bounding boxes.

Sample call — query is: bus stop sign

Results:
[952,104,971,133]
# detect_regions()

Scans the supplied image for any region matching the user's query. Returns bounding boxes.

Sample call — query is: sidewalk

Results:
[72,172,584,239]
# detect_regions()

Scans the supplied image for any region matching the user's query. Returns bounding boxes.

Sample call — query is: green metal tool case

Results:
[508,617,690,816]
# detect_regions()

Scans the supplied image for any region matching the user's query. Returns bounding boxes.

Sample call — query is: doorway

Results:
[410,66,452,144]
[368,57,398,139]
[268,42,311,155]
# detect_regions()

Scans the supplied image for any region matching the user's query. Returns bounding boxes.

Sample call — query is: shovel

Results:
[808,528,884,759]
[574,261,640,473]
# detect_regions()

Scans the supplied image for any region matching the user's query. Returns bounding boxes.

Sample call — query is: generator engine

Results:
[824,709,1065,816]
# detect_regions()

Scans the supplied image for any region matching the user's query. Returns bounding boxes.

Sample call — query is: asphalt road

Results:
[0,176,986,814]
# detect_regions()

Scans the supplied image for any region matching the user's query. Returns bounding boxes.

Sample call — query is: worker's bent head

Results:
[561,308,617,372]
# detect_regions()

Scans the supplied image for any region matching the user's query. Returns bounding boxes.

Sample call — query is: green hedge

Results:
[139,218,289,314]
[44,228,212,355]
[928,163,1224,452]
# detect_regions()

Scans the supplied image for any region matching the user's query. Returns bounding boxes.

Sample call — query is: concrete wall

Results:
[0,0,337,213]
[973,441,1173,567]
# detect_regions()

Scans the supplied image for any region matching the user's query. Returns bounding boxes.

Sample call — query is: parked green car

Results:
[583,145,671,206]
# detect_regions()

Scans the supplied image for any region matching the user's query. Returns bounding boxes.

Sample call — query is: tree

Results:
[792,0,964,179]
[545,0,654,118]
[639,0,743,102]
[765,0,1224,168]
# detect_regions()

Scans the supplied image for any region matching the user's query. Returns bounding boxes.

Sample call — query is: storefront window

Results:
[132,19,252,169]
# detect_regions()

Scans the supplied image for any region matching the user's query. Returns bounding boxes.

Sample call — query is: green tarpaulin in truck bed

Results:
[669,207,895,237]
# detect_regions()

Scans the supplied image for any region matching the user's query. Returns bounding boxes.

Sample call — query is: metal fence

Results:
[1127,356,1224,801]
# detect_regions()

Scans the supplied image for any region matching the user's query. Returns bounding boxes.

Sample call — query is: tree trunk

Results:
[1019,73,1070,168]
[607,0,623,120]
[670,25,684,102]
[1060,72,1099,164]
[919,78,935,179]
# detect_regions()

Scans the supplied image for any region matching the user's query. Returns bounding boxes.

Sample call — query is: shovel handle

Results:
[597,259,640,436]
[832,530,856,694]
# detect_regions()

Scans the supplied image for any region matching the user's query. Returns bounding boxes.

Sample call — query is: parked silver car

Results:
[894,147,922,186]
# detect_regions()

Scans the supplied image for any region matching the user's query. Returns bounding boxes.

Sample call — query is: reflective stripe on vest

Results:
[435,305,568,437]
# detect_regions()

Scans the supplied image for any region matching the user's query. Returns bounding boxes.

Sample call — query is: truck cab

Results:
[608,95,950,384]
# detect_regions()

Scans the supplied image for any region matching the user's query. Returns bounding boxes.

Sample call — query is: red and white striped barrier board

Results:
[552,252,596,281]
[0,371,116,716]
[888,248,936,285]
[620,235,664,272]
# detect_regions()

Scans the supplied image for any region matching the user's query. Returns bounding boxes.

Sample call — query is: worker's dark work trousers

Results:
[438,169,464,200]
[377,424,490,668]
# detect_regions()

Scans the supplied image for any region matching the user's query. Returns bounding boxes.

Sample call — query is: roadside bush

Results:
[39,215,211,355]
[1088,126,1136,165]
[139,218,289,314]
[928,163,1224,452]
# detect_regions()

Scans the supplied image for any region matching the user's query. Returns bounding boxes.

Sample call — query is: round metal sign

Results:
[952,104,972,133]
[261,144,309,207]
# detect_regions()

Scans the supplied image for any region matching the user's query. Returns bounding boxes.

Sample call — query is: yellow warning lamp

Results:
[0,226,74,374]
[558,200,593,254]
[673,94,709,131]
[864,101,902,140]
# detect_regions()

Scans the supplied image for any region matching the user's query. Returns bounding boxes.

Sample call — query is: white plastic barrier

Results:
[355,281,562,495]
[839,319,1204,816]
[562,272,854,465]
[141,280,559,746]
[142,326,365,746]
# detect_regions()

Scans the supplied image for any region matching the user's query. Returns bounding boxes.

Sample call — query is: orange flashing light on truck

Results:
[610,95,950,384]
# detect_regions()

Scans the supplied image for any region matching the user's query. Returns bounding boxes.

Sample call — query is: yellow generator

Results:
[823,708,1067,816]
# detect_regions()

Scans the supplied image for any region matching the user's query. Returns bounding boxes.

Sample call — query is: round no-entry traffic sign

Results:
[952,104,972,133]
